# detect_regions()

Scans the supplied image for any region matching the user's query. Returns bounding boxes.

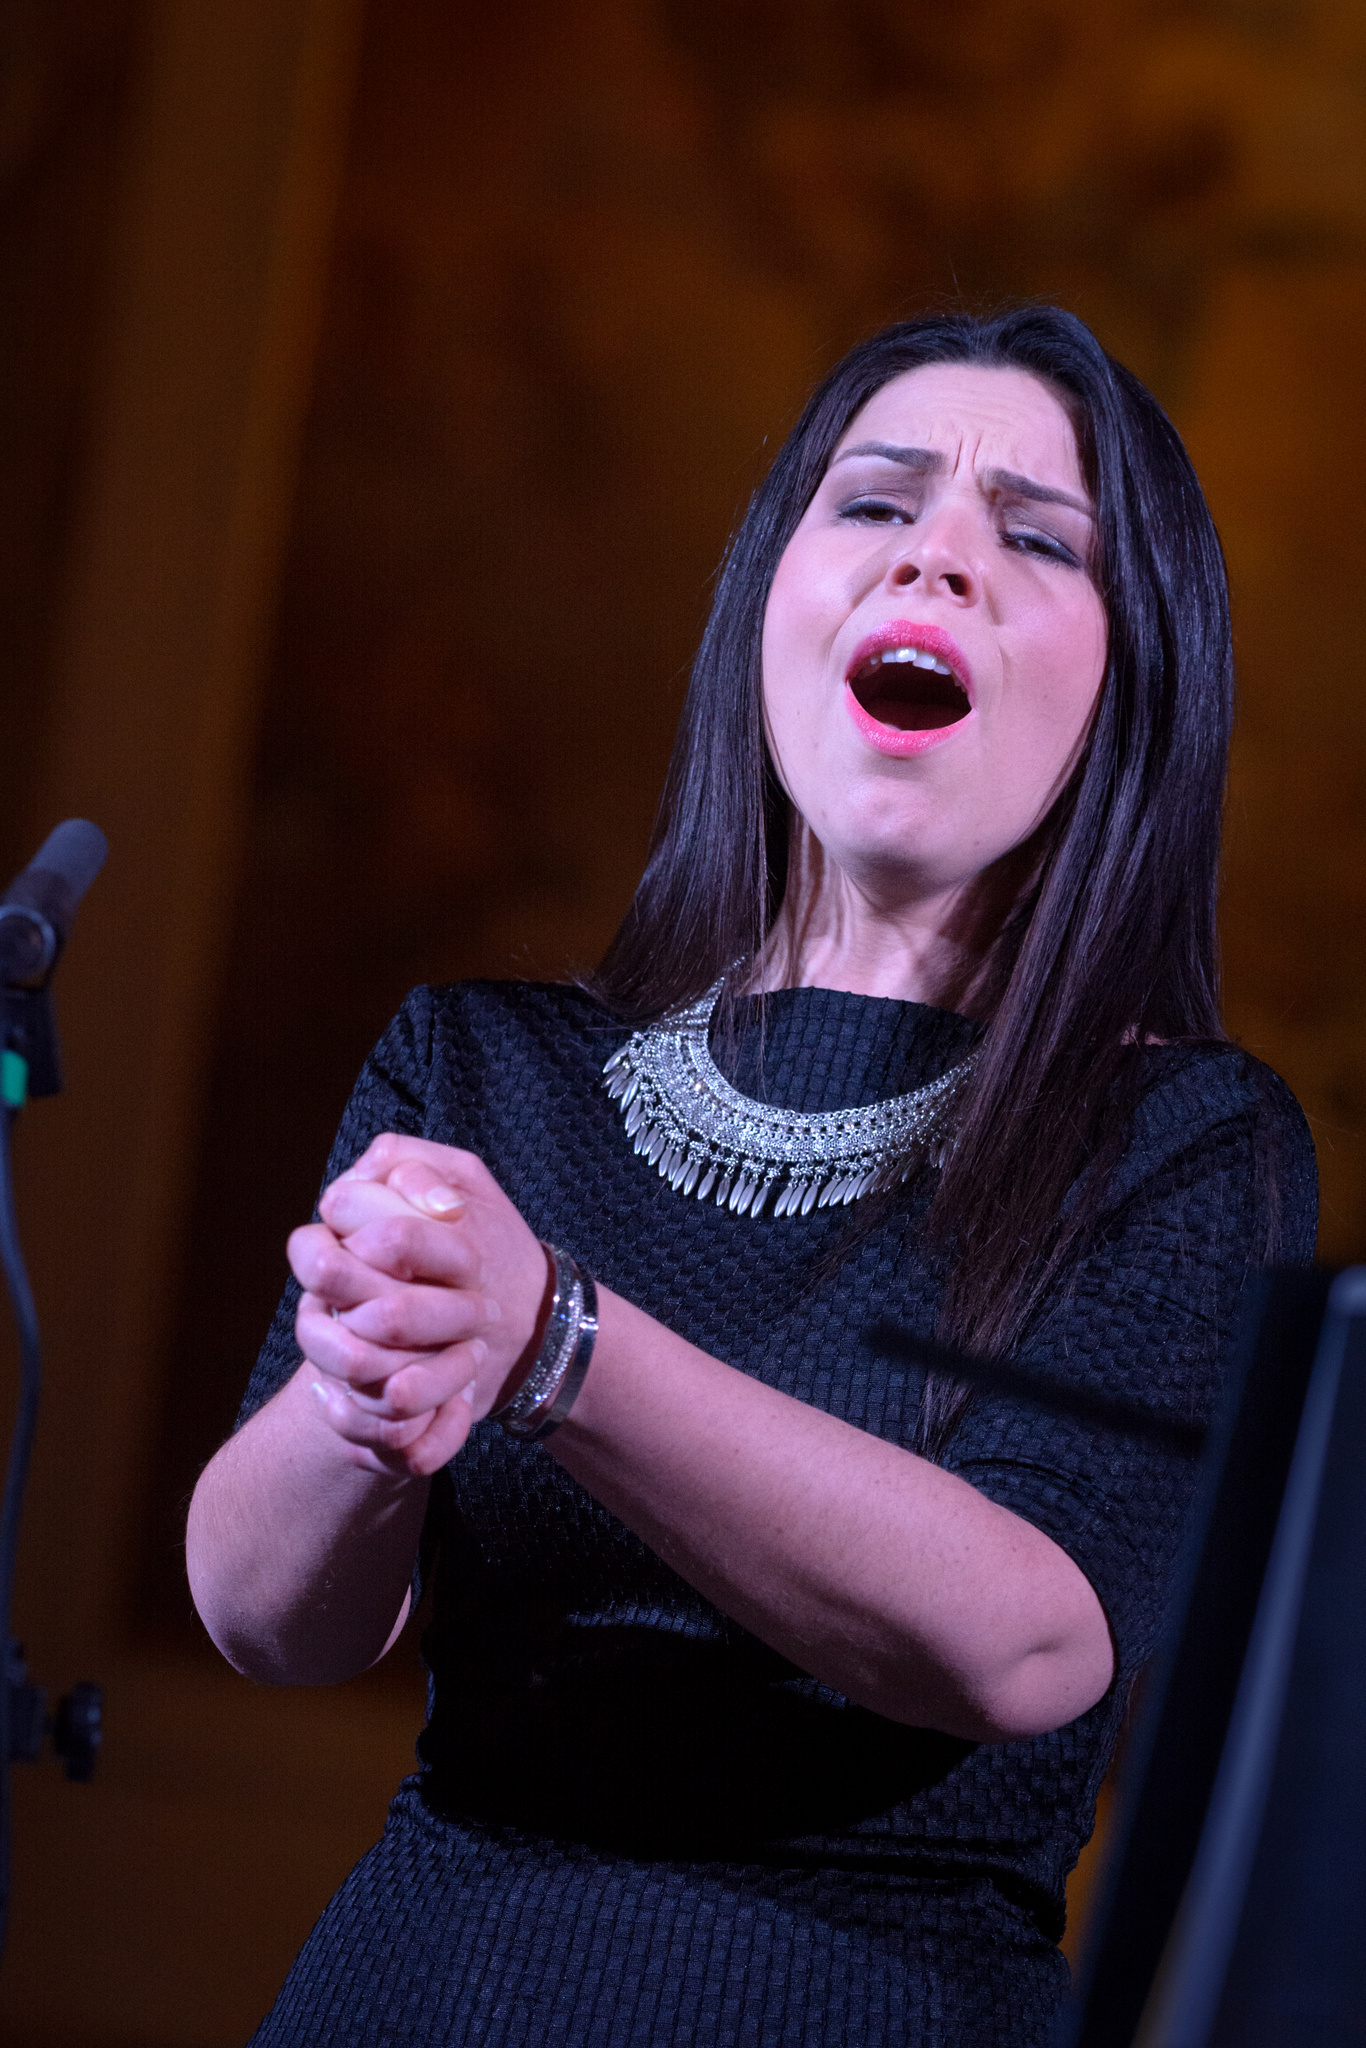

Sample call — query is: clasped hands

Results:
[288,1134,552,1476]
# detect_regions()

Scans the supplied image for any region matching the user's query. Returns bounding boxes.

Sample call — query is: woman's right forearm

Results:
[185,1363,430,1685]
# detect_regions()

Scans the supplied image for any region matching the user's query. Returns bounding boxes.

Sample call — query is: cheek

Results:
[1016,596,1108,762]
[763,546,822,664]
[1064,599,1109,734]
[760,550,831,737]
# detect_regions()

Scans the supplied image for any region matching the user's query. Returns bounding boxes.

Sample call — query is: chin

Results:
[821,787,953,864]
[814,826,960,899]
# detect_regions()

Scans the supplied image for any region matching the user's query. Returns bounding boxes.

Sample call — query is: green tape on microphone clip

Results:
[1,1049,28,1108]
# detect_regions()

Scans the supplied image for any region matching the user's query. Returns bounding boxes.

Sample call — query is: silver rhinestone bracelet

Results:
[490,1243,599,1442]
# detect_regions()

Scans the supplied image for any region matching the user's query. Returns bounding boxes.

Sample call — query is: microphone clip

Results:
[1,985,61,1105]
[0,820,107,1108]
[0,902,58,988]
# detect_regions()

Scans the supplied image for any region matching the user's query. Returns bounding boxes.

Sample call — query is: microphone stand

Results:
[0,830,107,1963]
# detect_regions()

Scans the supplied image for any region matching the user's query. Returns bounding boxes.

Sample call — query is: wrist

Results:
[489,1243,599,1440]
[489,1241,557,1408]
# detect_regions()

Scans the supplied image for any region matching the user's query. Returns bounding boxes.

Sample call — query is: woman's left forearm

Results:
[302,1137,1114,1741]
[551,1288,1114,1741]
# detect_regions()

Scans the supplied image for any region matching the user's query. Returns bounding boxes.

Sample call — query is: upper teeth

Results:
[879,647,953,675]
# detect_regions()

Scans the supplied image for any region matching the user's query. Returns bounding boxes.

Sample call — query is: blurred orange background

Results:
[1,3,1363,2041]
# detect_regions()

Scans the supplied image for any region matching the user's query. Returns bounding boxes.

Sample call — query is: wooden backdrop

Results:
[2,2,1363,2041]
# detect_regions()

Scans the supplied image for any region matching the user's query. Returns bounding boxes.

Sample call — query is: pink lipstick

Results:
[844,621,974,758]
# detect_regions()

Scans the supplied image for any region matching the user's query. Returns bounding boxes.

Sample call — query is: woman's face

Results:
[761,363,1108,908]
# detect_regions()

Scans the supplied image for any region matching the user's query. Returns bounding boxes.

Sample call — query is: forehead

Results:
[834,363,1086,490]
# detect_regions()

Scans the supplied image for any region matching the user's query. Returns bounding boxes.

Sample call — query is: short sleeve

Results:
[235,988,435,1429]
[942,1060,1317,1681]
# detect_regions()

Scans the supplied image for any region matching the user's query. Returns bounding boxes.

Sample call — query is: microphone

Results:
[0,821,108,1101]
[0,821,108,990]
[0,822,110,1914]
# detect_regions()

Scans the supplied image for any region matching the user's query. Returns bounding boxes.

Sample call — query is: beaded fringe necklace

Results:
[603,981,976,1220]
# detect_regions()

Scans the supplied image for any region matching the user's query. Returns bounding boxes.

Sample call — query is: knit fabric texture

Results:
[240,982,1318,2048]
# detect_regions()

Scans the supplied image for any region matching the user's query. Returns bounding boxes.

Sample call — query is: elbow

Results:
[200,1590,412,1689]
[184,1543,310,1689]
[862,1621,1116,1744]
[206,1637,299,1688]
[968,1655,1114,1743]
[213,1642,353,1688]
[191,1602,373,1687]
[951,1565,1119,1743]
[184,1477,350,1686]
[186,1577,300,1687]
[187,1541,408,1690]
[950,1627,1117,1744]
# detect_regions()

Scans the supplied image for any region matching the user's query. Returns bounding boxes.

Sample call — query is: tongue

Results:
[857,668,969,732]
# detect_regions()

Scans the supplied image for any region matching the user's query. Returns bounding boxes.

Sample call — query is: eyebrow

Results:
[833,441,1094,519]
[835,441,941,474]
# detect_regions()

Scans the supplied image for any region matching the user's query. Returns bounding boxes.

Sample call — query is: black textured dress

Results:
[240,982,1317,2048]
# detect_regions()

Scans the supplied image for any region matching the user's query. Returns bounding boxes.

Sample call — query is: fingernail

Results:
[460,1378,478,1406]
[417,1184,464,1216]
[483,1297,501,1322]
[310,1379,335,1409]
[469,1339,488,1365]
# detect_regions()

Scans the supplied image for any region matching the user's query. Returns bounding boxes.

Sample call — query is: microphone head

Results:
[1,820,109,984]
[27,819,108,903]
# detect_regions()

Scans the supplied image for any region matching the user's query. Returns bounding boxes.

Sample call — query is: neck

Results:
[754,823,1031,1013]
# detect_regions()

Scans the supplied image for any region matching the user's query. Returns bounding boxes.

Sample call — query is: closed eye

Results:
[837,496,913,525]
[1002,528,1083,566]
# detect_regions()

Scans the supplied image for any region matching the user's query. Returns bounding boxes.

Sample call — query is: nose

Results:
[884,502,979,604]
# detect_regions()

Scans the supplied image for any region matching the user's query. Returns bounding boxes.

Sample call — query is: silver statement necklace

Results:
[603,980,977,1219]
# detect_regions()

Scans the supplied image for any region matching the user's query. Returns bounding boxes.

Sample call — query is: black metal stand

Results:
[0,967,103,1963]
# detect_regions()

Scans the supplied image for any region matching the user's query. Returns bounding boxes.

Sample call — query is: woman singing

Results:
[187,304,1316,2047]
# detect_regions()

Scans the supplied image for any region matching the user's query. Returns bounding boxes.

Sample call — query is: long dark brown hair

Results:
[588,306,1234,1452]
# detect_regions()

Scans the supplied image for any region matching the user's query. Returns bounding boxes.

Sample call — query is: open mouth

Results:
[847,645,972,731]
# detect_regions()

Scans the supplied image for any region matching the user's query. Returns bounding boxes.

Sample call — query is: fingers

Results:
[296,1290,422,1389]
[294,1137,543,1452]
[308,1373,478,1478]
[375,1158,470,1221]
[294,1206,481,1294]
[338,1347,487,1420]
[336,1134,495,1203]
[340,1282,501,1350]
[296,1291,492,1394]
[393,1399,481,1477]
[287,1135,523,1483]
[288,1223,410,1309]
[319,1176,450,1234]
